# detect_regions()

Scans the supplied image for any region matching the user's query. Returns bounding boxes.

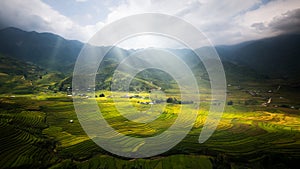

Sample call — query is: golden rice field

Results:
[0,91,299,168]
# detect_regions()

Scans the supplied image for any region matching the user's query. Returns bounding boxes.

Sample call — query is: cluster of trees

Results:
[166,97,193,104]
[95,93,105,98]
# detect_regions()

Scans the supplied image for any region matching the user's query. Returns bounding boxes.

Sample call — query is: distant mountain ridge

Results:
[216,34,300,79]
[0,27,299,80]
[0,27,83,73]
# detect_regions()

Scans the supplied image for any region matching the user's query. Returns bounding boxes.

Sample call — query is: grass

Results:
[0,86,300,168]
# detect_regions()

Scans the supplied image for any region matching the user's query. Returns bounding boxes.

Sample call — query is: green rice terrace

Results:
[0,82,300,168]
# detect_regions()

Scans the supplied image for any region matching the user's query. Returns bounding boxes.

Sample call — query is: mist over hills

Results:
[0,27,299,87]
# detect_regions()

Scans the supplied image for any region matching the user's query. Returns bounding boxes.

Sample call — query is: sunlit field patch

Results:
[0,89,300,168]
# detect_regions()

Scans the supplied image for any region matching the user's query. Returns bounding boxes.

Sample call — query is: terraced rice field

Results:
[0,109,55,168]
[0,92,299,168]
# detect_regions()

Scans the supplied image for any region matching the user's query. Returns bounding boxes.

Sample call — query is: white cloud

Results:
[0,0,299,48]
[239,0,300,27]
[234,0,300,41]
[105,0,193,23]
[102,0,300,47]
[103,0,262,47]
[117,34,184,50]
[0,0,103,41]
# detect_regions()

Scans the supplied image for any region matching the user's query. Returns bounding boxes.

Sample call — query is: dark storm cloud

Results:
[251,8,300,35]
[269,8,300,34]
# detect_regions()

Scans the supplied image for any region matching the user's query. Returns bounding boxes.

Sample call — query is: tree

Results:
[166,97,174,103]
[227,100,233,105]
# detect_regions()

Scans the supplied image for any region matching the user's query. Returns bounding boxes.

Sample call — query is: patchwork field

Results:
[0,86,299,168]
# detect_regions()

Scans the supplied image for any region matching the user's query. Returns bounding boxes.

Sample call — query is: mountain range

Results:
[218,34,300,79]
[0,27,299,93]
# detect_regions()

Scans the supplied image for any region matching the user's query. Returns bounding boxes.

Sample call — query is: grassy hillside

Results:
[0,54,66,94]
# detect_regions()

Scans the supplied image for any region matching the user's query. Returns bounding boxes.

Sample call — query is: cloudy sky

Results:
[0,0,299,48]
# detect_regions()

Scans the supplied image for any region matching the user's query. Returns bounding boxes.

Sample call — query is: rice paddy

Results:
[0,89,300,168]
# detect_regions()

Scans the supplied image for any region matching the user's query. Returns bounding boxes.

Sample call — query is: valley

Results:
[0,27,299,169]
